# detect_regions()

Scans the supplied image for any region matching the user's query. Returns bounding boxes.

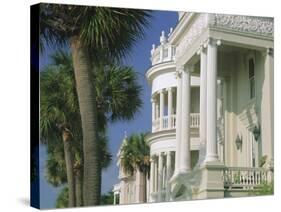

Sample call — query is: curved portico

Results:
[146,29,201,202]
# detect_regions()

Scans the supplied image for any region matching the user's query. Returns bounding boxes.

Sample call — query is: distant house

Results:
[113,11,274,204]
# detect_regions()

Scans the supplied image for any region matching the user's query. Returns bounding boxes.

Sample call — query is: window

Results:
[249,58,255,99]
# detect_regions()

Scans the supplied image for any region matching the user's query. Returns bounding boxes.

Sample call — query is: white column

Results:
[199,47,207,148]
[175,67,183,173]
[165,151,172,201]
[154,155,158,192]
[156,100,159,117]
[180,66,192,172]
[150,157,155,195]
[261,48,274,167]
[205,38,219,162]
[168,87,173,128]
[151,97,156,121]
[151,97,156,132]
[159,89,165,130]
[158,153,163,201]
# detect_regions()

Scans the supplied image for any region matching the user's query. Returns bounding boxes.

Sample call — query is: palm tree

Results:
[46,131,112,207]
[45,141,67,187]
[39,4,151,205]
[40,63,79,207]
[56,187,69,208]
[120,133,150,201]
[41,50,143,206]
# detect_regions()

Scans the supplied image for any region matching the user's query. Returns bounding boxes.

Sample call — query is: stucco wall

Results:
[223,48,272,168]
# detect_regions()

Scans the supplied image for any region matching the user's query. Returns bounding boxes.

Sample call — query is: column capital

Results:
[262,47,274,57]
[151,97,156,103]
[207,37,222,47]
[159,152,165,157]
[197,43,207,55]
[157,88,165,95]
[167,87,174,92]
[175,65,184,78]
[166,151,172,156]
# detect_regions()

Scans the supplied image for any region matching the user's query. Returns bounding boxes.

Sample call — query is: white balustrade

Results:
[163,116,169,129]
[190,113,200,128]
[151,45,175,66]
[223,167,270,189]
[152,48,160,64]
[152,113,200,132]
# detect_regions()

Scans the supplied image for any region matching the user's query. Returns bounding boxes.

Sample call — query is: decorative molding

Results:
[211,14,274,37]
[176,14,208,59]
[175,66,183,78]
[238,102,259,130]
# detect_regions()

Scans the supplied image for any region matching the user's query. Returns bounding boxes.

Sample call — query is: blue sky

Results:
[39,10,178,208]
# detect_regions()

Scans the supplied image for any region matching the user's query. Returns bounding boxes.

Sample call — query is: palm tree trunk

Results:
[62,131,76,207]
[75,168,83,207]
[70,36,101,206]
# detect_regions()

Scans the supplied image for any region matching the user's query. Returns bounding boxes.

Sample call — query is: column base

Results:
[195,161,225,199]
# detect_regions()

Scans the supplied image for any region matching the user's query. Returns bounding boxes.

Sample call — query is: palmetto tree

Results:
[40,60,113,206]
[40,62,79,207]
[46,132,112,208]
[120,133,150,201]
[120,133,150,174]
[41,50,143,205]
[40,4,151,205]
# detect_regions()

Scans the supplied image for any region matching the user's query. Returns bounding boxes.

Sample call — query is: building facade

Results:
[113,12,274,204]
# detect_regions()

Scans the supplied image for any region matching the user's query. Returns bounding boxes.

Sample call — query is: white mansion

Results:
[113,12,274,204]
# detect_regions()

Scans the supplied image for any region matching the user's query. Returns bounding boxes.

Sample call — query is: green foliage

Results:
[259,155,268,167]
[56,187,69,208]
[39,4,151,205]
[45,142,67,187]
[100,191,114,205]
[41,50,144,203]
[120,133,150,175]
[248,181,274,196]
[40,4,151,61]
[95,64,143,124]
[256,181,274,195]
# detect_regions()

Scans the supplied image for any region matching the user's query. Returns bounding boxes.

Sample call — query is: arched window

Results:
[249,58,255,99]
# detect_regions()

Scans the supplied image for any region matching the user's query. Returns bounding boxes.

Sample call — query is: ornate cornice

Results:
[211,14,274,37]
[175,14,208,59]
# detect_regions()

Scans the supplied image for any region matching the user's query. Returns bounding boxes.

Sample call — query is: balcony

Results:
[150,30,176,66]
[152,113,200,132]
[223,167,272,190]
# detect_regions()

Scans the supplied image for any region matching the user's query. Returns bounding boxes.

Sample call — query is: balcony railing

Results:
[151,44,176,66]
[190,113,200,128]
[152,113,199,132]
[223,167,270,190]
